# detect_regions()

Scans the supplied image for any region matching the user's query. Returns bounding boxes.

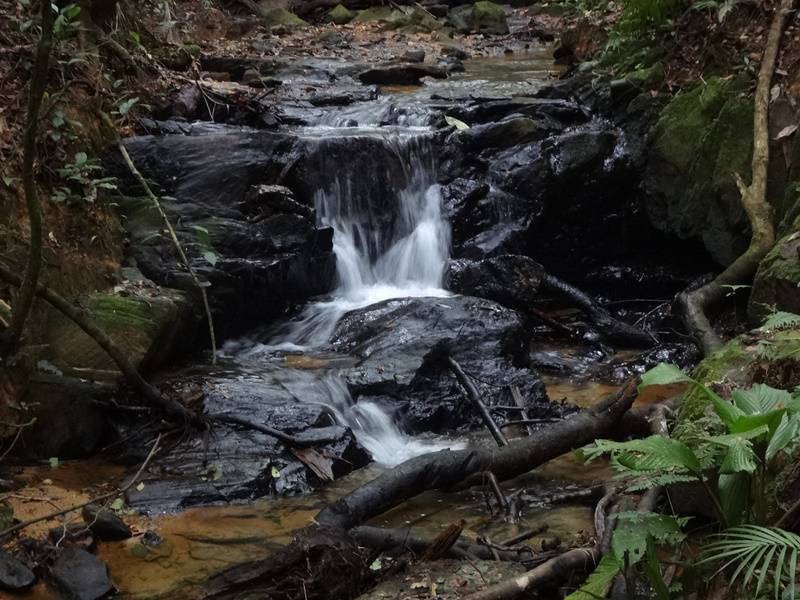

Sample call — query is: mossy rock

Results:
[645,77,755,266]
[749,231,800,321]
[448,1,508,35]
[625,62,663,90]
[45,286,198,373]
[387,6,441,32]
[263,8,307,27]
[328,3,355,24]
[152,43,202,71]
[353,6,395,22]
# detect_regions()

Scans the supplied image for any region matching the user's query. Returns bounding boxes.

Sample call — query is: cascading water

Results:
[232,125,460,465]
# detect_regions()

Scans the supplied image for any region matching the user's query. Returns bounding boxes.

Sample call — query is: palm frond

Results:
[701,526,800,599]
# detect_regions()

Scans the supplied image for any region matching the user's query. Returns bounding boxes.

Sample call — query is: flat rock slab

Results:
[51,548,113,600]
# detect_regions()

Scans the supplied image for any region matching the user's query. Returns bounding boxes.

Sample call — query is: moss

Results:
[625,62,663,89]
[328,3,355,24]
[353,6,394,22]
[262,8,307,27]
[471,1,508,34]
[749,231,800,321]
[652,77,730,173]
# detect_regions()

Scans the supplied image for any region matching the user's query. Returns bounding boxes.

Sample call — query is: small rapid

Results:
[231,124,458,465]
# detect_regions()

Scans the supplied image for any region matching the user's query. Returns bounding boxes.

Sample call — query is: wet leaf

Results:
[48,457,59,468]
[775,125,798,140]
[131,543,148,558]
[110,498,125,512]
[369,558,382,571]
[291,447,334,481]
[135,482,145,491]
[271,466,281,478]
[444,115,469,130]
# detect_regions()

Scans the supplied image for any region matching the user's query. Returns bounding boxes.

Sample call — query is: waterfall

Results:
[234,126,460,466]
[270,127,451,348]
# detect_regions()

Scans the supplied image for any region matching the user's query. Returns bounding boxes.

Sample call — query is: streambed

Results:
[13,48,701,598]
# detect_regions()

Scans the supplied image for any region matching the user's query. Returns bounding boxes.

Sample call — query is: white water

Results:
[234,126,461,466]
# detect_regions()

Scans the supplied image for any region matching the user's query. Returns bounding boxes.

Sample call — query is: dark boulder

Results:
[0,549,35,592]
[51,548,113,600]
[113,128,337,339]
[358,63,447,85]
[330,295,563,432]
[446,255,544,310]
[459,116,547,152]
[82,505,132,541]
[123,371,370,512]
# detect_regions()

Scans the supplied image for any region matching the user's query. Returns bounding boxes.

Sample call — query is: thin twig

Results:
[0,433,161,539]
[99,111,218,365]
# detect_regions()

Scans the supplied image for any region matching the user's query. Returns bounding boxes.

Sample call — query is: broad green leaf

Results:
[202,250,218,266]
[733,384,793,415]
[118,97,139,116]
[639,363,694,389]
[611,512,688,564]
[766,413,800,462]
[110,498,124,511]
[718,473,750,526]
[563,553,622,600]
[718,438,757,474]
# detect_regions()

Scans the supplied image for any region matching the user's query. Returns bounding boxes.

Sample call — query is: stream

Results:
[15,48,699,599]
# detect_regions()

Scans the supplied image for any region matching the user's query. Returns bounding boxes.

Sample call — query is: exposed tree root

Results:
[540,274,654,348]
[680,0,795,355]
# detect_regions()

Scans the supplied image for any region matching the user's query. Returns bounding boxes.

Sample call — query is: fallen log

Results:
[317,380,638,531]
[540,273,654,348]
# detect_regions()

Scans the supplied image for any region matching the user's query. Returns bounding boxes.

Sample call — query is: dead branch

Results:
[446,355,508,446]
[210,414,345,447]
[679,0,795,355]
[0,263,198,424]
[462,492,617,600]
[316,380,638,531]
[0,434,161,539]
[100,111,218,365]
[540,273,654,348]
[0,0,54,356]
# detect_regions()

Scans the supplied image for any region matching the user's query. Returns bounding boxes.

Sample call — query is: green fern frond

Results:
[701,525,800,599]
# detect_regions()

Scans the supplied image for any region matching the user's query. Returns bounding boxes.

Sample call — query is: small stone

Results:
[401,49,426,63]
[0,548,35,592]
[51,548,113,600]
[241,68,262,84]
[82,504,132,541]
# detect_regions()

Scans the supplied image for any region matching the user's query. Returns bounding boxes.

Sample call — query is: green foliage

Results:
[53,3,81,39]
[564,553,623,599]
[581,363,800,598]
[759,311,800,333]
[53,151,117,204]
[702,526,800,599]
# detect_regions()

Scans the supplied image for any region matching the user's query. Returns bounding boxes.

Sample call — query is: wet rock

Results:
[446,97,588,126]
[199,55,281,81]
[0,548,35,592]
[358,63,447,85]
[242,184,315,221]
[51,548,113,600]
[123,371,370,512]
[446,255,544,310]
[330,296,564,432]
[114,129,336,339]
[460,116,546,151]
[82,504,132,541]
[401,49,426,63]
